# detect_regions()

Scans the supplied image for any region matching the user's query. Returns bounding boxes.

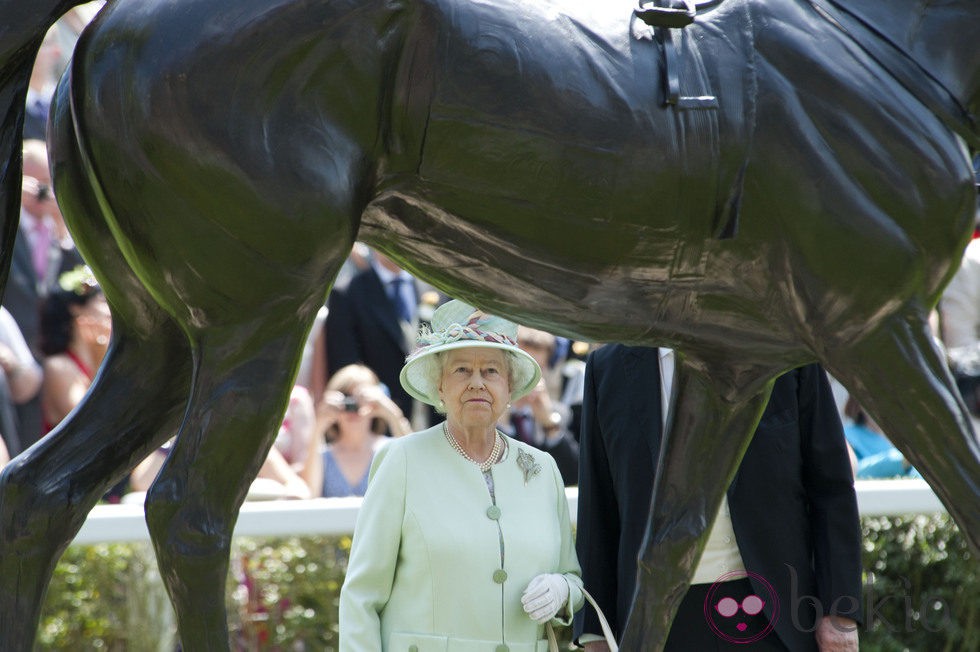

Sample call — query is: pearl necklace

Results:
[443,422,502,473]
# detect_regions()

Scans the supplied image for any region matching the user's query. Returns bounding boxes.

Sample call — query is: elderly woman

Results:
[340,300,583,651]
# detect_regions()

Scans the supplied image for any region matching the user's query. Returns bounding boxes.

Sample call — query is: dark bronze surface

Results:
[1,0,977,649]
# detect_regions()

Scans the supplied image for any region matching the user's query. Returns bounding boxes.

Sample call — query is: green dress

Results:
[340,425,583,651]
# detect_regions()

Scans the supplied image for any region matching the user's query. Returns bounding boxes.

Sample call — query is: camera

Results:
[342,396,360,412]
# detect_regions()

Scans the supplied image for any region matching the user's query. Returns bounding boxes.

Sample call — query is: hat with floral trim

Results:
[399,300,541,407]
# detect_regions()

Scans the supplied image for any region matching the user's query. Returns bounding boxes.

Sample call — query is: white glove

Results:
[521,573,569,624]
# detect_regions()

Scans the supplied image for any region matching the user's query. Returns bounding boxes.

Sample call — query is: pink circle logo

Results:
[703,570,779,644]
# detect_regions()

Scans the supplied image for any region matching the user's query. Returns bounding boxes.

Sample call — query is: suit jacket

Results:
[4,223,46,354]
[3,219,85,355]
[575,345,863,651]
[339,425,583,651]
[326,266,421,418]
[23,95,49,142]
[2,223,83,448]
[501,410,580,486]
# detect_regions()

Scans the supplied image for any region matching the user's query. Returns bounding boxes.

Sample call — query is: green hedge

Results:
[859,515,979,651]
[37,514,977,651]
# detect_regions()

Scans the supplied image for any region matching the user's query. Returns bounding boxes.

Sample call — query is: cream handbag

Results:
[546,586,618,652]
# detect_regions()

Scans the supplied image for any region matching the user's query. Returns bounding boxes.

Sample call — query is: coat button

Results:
[493,569,508,583]
[486,505,501,520]
[496,645,509,652]
[408,646,418,652]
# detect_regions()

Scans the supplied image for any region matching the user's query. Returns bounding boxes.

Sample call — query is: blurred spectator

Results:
[250,447,313,500]
[38,266,110,434]
[0,307,43,405]
[939,237,980,420]
[520,326,566,399]
[558,340,593,442]
[297,304,327,397]
[11,141,86,344]
[843,396,920,479]
[335,241,372,289]
[0,436,9,468]
[23,28,62,141]
[273,385,317,473]
[303,243,373,406]
[128,385,317,504]
[324,247,446,428]
[129,442,172,495]
[0,306,43,455]
[6,140,86,447]
[24,5,108,139]
[38,267,125,501]
[497,325,579,485]
[301,364,409,498]
[128,388,315,502]
[129,439,312,501]
[940,238,980,350]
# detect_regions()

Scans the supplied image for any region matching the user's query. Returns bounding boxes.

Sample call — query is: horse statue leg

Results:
[0,0,84,295]
[827,309,980,552]
[0,77,193,651]
[0,322,190,651]
[621,356,776,651]
[144,304,329,649]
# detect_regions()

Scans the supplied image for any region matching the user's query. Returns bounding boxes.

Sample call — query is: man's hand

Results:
[816,615,859,651]
[583,642,611,652]
[517,378,552,420]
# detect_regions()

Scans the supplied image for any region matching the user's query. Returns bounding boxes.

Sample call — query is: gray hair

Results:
[420,349,532,414]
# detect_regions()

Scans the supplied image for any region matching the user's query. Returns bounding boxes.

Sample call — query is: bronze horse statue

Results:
[1,0,978,649]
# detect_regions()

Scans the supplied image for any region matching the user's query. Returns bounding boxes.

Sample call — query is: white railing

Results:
[71,479,946,546]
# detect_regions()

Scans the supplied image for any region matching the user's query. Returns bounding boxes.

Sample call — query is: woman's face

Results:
[75,294,112,346]
[337,381,374,424]
[438,347,511,429]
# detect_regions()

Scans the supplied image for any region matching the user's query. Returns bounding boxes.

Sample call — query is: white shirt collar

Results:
[658,348,675,429]
[20,207,46,231]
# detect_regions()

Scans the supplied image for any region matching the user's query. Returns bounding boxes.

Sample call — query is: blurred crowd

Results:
[6,226,972,497]
[2,4,976,499]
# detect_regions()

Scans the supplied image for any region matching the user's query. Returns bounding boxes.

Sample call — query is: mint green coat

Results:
[339,425,583,651]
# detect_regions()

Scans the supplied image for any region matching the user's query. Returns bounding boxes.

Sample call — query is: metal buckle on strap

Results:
[634,1,719,108]
[634,0,697,28]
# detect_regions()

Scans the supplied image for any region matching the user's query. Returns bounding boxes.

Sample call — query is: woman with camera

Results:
[302,363,411,497]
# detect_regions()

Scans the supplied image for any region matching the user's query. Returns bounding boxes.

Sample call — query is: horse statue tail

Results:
[0,2,82,298]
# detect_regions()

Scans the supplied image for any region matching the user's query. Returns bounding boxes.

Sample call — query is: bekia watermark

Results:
[703,570,779,644]
[703,565,951,643]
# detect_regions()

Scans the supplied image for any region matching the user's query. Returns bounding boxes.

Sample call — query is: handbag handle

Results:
[546,585,618,652]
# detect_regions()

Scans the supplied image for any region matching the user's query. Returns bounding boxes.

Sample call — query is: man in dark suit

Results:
[4,140,85,448]
[575,345,862,651]
[325,250,446,428]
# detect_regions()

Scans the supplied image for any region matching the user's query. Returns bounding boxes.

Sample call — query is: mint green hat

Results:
[399,300,541,407]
